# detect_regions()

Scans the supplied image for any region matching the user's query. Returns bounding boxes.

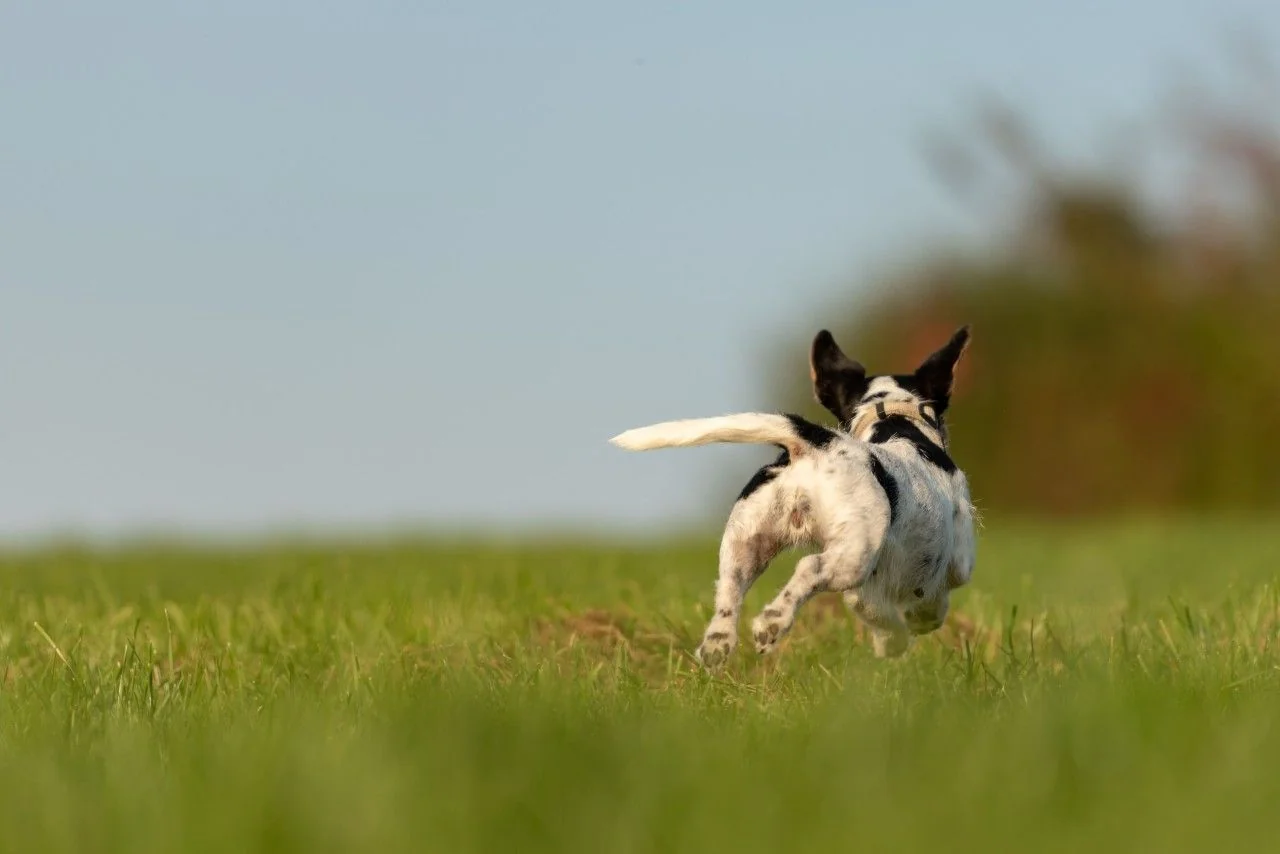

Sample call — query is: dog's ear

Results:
[810,330,867,423]
[913,325,971,407]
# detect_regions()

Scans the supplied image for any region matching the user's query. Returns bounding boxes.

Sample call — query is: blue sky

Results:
[2,1,1276,539]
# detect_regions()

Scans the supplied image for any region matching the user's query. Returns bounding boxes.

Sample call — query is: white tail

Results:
[609,413,801,452]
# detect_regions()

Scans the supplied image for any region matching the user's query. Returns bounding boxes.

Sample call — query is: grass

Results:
[1,516,1279,853]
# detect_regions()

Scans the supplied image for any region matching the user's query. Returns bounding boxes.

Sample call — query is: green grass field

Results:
[1,517,1279,853]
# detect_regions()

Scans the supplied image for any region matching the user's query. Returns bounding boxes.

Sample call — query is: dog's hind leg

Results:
[751,528,886,656]
[695,518,782,671]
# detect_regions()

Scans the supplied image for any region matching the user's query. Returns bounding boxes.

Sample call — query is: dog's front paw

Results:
[750,609,791,655]
[695,630,736,671]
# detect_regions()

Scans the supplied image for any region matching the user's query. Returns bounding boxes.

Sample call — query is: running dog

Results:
[609,326,976,669]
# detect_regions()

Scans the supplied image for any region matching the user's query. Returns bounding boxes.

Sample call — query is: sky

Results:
[2,1,1278,541]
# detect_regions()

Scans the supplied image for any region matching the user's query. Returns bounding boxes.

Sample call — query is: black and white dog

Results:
[610,327,976,669]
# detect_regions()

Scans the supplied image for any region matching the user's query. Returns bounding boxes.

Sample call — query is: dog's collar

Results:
[848,399,943,444]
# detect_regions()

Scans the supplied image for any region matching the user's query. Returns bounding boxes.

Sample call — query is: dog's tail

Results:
[609,413,831,458]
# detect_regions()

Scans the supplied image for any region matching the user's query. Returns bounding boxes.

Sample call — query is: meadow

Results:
[1,516,1278,853]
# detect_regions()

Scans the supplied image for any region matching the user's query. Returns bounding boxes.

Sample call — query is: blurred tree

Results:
[763,67,1280,517]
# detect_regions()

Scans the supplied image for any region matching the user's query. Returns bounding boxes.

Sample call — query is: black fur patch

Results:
[885,373,949,417]
[869,416,957,473]
[737,450,789,502]
[868,453,899,525]
[784,414,837,449]
[890,374,925,397]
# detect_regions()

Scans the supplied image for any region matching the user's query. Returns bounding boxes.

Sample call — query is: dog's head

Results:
[809,325,971,444]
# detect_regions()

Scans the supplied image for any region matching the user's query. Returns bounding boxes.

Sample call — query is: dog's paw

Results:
[750,609,791,655]
[695,630,736,671]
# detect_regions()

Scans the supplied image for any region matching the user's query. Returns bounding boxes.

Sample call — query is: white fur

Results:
[610,414,800,453]
[612,378,977,669]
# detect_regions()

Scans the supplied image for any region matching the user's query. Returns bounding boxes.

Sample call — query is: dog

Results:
[609,326,976,669]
